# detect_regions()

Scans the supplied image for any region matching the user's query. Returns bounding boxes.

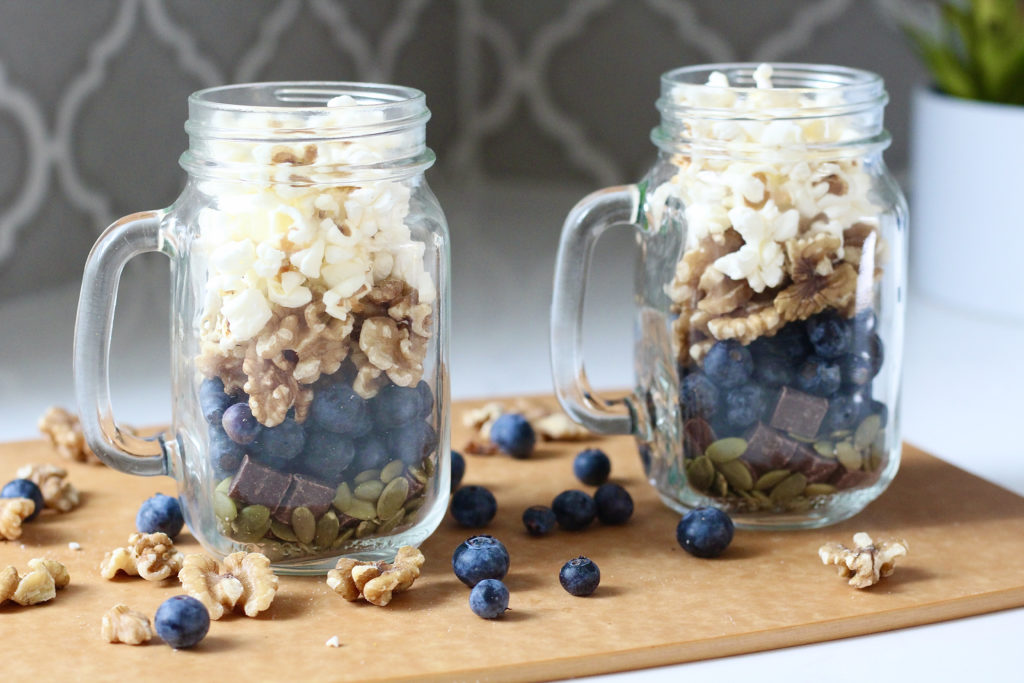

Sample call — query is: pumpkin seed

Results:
[716,458,753,491]
[713,472,729,497]
[423,457,435,476]
[408,466,428,484]
[686,455,716,491]
[343,498,378,521]
[377,476,410,521]
[804,483,837,497]
[754,469,791,491]
[788,432,816,444]
[835,441,862,471]
[270,519,298,541]
[380,460,405,483]
[216,477,233,494]
[868,445,884,471]
[214,491,237,522]
[315,510,340,547]
[854,414,882,450]
[235,504,271,537]
[261,541,286,562]
[404,496,425,514]
[750,489,772,507]
[813,441,835,458]
[785,496,811,512]
[705,437,748,463]
[332,482,352,512]
[355,520,378,539]
[769,473,807,504]
[376,509,406,535]
[331,527,355,549]
[354,479,385,502]
[354,469,381,485]
[291,507,316,545]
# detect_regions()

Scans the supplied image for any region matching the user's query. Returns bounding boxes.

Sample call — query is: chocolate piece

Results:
[273,474,335,524]
[337,513,361,530]
[832,468,876,490]
[742,423,802,475]
[229,455,293,509]
[788,445,840,484]
[404,473,425,500]
[683,418,716,457]
[769,387,829,440]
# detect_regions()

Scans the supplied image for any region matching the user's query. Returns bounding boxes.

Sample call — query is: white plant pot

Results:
[910,87,1024,320]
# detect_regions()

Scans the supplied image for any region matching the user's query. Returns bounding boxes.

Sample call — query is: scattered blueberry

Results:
[559,556,600,596]
[311,383,371,436]
[722,384,769,430]
[199,377,235,425]
[371,384,423,427]
[221,402,261,445]
[450,450,466,492]
[676,507,734,558]
[679,372,719,419]
[386,420,438,465]
[593,483,634,525]
[251,416,305,461]
[451,485,497,528]
[551,489,597,531]
[522,505,557,536]
[806,311,852,359]
[490,414,536,458]
[794,355,842,397]
[703,340,754,388]
[154,595,210,649]
[573,448,611,486]
[296,430,355,484]
[208,424,245,474]
[469,579,510,619]
[1,479,44,521]
[136,493,185,539]
[452,535,510,587]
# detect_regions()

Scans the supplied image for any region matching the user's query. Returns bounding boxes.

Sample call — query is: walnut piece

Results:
[705,298,783,345]
[100,532,184,581]
[819,532,908,589]
[15,463,80,513]
[178,552,278,619]
[774,233,857,322]
[326,545,425,606]
[101,604,154,645]
[358,316,426,388]
[0,498,34,541]
[0,559,70,606]
[38,406,102,464]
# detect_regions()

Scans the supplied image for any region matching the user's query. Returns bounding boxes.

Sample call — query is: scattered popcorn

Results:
[69,542,82,551]
[325,635,342,648]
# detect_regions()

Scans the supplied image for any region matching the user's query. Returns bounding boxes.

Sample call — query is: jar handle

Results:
[74,210,169,476]
[551,185,642,435]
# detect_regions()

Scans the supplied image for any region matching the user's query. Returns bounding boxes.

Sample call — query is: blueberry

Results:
[551,489,597,531]
[251,417,305,461]
[559,556,600,597]
[843,333,884,387]
[452,535,510,587]
[679,371,719,420]
[752,350,794,388]
[573,448,611,486]
[451,485,497,528]
[870,399,890,428]
[703,340,754,388]
[1,479,44,521]
[722,384,769,430]
[221,402,261,445]
[208,424,245,474]
[136,493,185,539]
[522,505,557,536]
[386,420,438,465]
[794,355,842,397]
[154,595,210,649]
[415,380,435,418]
[352,434,389,471]
[371,384,422,427]
[311,383,371,436]
[593,483,634,525]
[852,309,877,335]
[490,414,536,458]
[469,579,509,619]
[822,391,868,433]
[676,507,734,558]
[199,377,235,425]
[450,450,466,492]
[765,321,811,363]
[297,430,355,484]
[806,311,852,359]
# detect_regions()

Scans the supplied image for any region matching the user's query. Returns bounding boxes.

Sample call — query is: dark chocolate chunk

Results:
[832,468,875,490]
[788,445,840,484]
[683,418,716,457]
[273,474,336,524]
[742,423,800,475]
[404,472,425,500]
[228,455,293,509]
[769,387,829,440]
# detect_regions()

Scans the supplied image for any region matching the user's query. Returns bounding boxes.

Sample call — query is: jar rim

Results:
[189,81,426,114]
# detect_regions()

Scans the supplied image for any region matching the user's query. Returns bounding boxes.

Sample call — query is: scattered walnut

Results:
[819,532,908,589]
[101,604,154,645]
[532,412,591,441]
[15,463,80,513]
[326,545,425,606]
[0,498,34,541]
[100,532,184,581]
[0,559,70,606]
[37,406,102,464]
[178,552,278,619]
[461,401,593,452]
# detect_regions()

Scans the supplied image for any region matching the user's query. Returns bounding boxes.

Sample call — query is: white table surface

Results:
[1,181,1021,681]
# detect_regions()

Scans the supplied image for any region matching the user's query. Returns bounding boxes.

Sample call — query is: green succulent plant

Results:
[905,0,1024,104]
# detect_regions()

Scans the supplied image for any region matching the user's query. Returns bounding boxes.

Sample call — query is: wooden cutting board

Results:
[2,398,1024,682]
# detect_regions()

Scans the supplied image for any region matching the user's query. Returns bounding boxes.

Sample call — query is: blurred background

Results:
[0,0,1020,494]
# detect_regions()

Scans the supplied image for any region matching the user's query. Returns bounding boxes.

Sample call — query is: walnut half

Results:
[0,559,70,606]
[16,463,80,513]
[101,604,154,645]
[100,532,184,581]
[178,552,278,619]
[0,498,35,541]
[326,546,425,606]
[819,532,908,589]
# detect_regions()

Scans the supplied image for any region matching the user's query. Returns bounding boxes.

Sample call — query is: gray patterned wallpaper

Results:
[0,0,927,300]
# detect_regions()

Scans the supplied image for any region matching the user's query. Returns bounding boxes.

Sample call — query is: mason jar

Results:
[552,64,906,529]
[75,82,451,571]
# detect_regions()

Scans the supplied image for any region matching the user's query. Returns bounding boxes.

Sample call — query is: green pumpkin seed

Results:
[355,520,378,539]
[315,510,340,547]
[354,469,381,485]
[216,477,233,494]
[769,473,807,504]
[750,489,772,506]
[291,507,317,545]
[380,460,405,483]
[377,476,410,521]
[754,469,792,491]
[706,437,748,463]
[716,458,753,491]
[376,509,406,535]
[332,482,352,512]
[261,541,286,562]
[214,491,237,522]
[235,504,271,537]
[868,445,884,471]
[404,496,425,514]
[854,414,882,450]
[354,479,385,502]
[785,496,812,512]
[270,519,298,542]
[408,466,429,484]
[804,483,838,497]
[686,455,716,491]
[343,498,378,521]
[423,457,436,476]
[713,472,729,497]
[788,432,816,444]
[813,441,836,458]
[835,441,862,471]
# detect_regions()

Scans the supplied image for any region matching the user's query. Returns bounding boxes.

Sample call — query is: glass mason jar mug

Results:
[552,64,906,529]
[74,82,451,572]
